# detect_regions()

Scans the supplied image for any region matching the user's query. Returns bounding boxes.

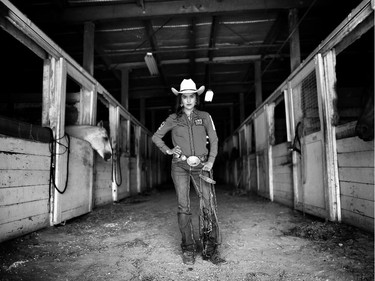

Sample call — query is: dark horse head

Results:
[355,87,374,141]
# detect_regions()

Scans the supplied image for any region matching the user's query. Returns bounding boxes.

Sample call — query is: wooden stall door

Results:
[53,137,93,223]
[289,59,328,218]
[254,111,269,198]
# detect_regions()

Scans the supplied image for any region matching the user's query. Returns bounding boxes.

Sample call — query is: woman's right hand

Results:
[166,145,182,157]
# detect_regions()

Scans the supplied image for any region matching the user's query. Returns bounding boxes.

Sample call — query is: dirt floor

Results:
[0,184,373,281]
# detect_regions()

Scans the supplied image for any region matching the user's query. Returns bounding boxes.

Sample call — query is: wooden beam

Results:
[140,98,145,125]
[121,68,129,110]
[205,16,218,86]
[28,0,316,23]
[100,43,282,57]
[288,8,301,72]
[188,17,197,79]
[239,92,245,123]
[255,60,262,107]
[83,22,95,76]
[112,55,262,69]
[0,12,47,59]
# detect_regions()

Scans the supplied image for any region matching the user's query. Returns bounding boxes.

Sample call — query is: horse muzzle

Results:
[104,152,112,161]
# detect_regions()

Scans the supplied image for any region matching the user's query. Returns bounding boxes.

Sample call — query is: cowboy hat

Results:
[171,79,205,96]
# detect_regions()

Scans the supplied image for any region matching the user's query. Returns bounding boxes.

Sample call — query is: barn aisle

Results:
[0,184,373,281]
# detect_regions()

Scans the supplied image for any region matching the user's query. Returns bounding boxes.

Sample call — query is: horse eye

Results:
[103,137,109,142]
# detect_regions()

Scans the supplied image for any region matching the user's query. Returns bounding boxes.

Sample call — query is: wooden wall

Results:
[272,143,294,207]
[93,156,112,206]
[249,154,257,193]
[117,156,131,200]
[0,136,50,242]
[337,137,374,232]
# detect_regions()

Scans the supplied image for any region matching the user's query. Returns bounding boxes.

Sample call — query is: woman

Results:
[152,78,225,265]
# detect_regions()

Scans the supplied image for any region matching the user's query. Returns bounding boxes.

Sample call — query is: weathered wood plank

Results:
[340,195,374,219]
[0,170,49,188]
[336,137,374,153]
[273,189,293,203]
[337,151,374,167]
[61,204,90,222]
[273,177,293,189]
[0,136,50,156]
[0,199,49,225]
[273,196,294,208]
[273,163,293,173]
[0,153,50,170]
[341,209,374,233]
[0,185,49,206]
[340,181,374,201]
[95,161,112,177]
[0,213,49,243]
[339,167,374,184]
[272,155,292,166]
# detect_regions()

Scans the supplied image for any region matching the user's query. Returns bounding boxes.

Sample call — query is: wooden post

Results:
[239,92,245,123]
[266,103,275,201]
[136,126,142,193]
[121,68,129,110]
[42,56,67,225]
[83,22,95,76]
[289,9,301,72]
[110,105,120,202]
[140,98,145,125]
[255,60,262,108]
[151,110,156,133]
[317,51,341,222]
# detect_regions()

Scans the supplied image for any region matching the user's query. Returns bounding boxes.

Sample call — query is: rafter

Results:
[188,17,197,79]
[205,16,218,87]
[27,0,317,23]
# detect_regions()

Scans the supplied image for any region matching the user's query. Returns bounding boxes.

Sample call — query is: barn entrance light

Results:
[205,89,214,102]
[144,52,159,76]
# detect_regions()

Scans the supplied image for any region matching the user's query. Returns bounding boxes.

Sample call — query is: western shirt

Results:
[152,109,218,164]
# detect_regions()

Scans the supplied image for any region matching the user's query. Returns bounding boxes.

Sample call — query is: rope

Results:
[111,148,123,186]
[292,121,302,154]
[199,169,221,257]
[110,139,122,186]
[48,129,71,195]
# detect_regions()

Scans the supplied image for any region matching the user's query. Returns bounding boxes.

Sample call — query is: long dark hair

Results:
[175,93,201,117]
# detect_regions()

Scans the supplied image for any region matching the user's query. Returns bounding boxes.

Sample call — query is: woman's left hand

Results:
[202,162,213,171]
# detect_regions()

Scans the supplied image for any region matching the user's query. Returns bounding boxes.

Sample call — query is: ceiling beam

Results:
[205,15,218,87]
[27,0,317,23]
[109,55,262,69]
[188,17,197,79]
[98,43,282,57]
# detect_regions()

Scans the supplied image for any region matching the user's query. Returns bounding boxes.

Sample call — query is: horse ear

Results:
[97,120,104,128]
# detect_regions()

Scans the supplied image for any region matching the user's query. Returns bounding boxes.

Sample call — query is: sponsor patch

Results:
[194,118,203,126]
[158,121,166,130]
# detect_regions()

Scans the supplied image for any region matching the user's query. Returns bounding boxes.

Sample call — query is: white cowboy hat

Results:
[171,79,205,96]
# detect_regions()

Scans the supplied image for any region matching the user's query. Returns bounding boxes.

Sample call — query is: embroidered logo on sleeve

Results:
[194,118,203,126]
[158,121,166,130]
[209,115,216,131]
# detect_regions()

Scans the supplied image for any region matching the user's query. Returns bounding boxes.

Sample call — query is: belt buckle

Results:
[186,156,200,167]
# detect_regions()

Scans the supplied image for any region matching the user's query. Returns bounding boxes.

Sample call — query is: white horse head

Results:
[65,121,112,161]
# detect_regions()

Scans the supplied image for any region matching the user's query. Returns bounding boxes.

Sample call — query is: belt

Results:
[174,154,207,167]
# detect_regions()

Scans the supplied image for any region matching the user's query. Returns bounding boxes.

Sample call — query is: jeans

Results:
[171,158,220,253]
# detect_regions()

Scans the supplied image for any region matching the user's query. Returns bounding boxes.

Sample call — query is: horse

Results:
[355,87,374,141]
[65,121,112,161]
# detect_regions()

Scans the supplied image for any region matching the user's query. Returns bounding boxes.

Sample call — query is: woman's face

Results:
[181,93,196,110]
